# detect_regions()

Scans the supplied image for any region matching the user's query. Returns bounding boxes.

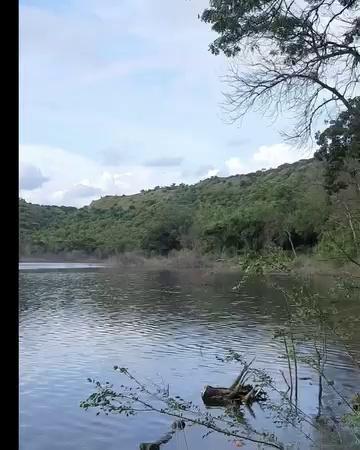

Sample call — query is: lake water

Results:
[19,262,107,270]
[19,264,360,450]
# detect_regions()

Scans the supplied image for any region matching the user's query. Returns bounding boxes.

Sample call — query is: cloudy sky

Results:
[19,0,310,207]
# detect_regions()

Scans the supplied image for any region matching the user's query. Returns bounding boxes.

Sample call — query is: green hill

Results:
[18,158,357,262]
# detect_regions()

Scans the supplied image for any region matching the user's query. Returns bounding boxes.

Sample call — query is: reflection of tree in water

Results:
[139,420,186,450]
[77,270,290,327]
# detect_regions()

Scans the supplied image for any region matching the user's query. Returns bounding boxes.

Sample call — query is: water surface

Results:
[19,262,106,270]
[19,266,360,449]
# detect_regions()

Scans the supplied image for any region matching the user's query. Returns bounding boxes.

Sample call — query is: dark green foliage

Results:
[315,96,360,193]
[201,0,359,60]
[140,203,192,255]
[19,199,78,256]
[313,98,360,262]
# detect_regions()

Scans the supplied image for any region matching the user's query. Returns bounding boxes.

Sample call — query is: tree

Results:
[315,96,360,194]
[201,0,360,141]
[314,97,360,263]
[141,204,193,256]
[271,182,300,256]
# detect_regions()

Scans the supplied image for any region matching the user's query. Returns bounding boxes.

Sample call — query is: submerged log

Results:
[202,358,267,407]
[201,383,265,407]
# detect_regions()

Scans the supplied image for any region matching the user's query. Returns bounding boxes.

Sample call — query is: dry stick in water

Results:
[283,336,294,403]
[229,357,256,392]
[290,334,299,407]
[278,286,298,406]
[280,370,291,393]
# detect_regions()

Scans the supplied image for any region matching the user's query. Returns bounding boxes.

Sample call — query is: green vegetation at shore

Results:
[19,156,359,269]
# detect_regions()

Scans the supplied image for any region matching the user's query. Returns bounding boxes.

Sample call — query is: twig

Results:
[283,336,294,402]
[280,370,291,392]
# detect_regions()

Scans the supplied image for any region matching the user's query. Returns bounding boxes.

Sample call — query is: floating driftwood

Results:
[201,359,266,407]
[201,384,264,407]
[139,420,185,450]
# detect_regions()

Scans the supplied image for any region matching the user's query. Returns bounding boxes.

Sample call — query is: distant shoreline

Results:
[19,251,359,276]
[19,256,105,264]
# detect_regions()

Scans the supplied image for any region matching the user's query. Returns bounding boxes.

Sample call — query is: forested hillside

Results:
[19,157,359,264]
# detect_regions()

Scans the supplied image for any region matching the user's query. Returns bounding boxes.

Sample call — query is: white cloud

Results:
[19,144,185,207]
[224,143,311,176]
[181,164,217,180]
[253,143,305,168]
[225,157,244,176]
[19,163,49,190]
[206,169,220,178]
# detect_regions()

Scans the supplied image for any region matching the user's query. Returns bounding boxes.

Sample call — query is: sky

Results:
[19,0,311,207]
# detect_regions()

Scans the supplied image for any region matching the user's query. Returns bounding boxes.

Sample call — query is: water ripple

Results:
[19,268,360,450]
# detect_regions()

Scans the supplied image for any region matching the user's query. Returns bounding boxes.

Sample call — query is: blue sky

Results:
[19,0,309,206]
